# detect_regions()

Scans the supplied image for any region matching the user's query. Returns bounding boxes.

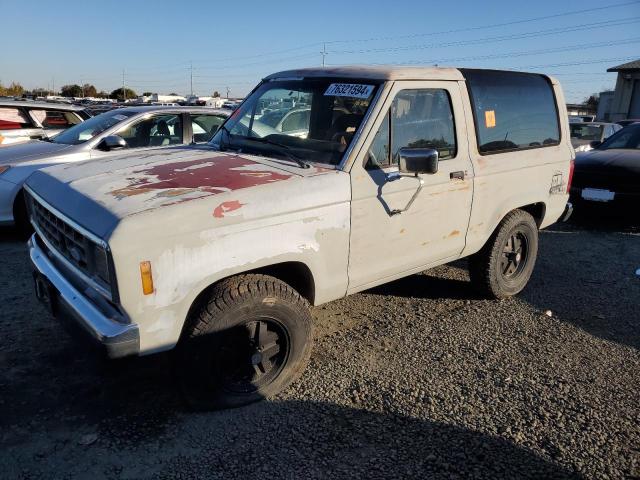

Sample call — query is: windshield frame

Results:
[208,78,384,169]
[51,109,138,146]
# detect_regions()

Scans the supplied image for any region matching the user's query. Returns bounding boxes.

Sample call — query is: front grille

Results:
[31,198,90,271]
[27,191,114,300]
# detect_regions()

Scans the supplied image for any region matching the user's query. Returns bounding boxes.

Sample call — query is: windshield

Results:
[598,124,640,150]
[52,109,137,145]
[570,124,603,141]
[210,79,381,165]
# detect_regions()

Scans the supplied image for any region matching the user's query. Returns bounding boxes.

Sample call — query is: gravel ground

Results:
[0,219,638,479]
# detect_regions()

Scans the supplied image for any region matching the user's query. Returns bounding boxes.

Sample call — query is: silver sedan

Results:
[0,105,229,228]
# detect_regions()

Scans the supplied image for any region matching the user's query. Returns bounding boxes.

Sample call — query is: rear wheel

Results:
[469,209,539,299]
[175,274,313,409]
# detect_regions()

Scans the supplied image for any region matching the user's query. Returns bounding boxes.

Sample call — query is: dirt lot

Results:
[0,219,638,480]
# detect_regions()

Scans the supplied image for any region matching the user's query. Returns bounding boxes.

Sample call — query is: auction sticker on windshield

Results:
[325,84,374,98]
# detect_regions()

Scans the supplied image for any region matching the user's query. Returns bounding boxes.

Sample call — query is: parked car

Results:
[0,106,228,229]
[570,122,622,152]
[570,122,640,213]
[616,119,640,128]
[24,66,572,409]
[0,101,90,147]
[569,115,595,123]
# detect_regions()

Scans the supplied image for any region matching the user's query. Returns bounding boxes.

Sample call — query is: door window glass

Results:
[366,88,457,169]
[391,89,456,163]
[116,114,183,148]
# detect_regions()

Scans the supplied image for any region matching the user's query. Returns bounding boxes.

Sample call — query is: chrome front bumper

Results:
[28,235,139,358]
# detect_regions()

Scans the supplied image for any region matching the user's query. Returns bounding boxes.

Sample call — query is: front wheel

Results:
[175,274,313,409]
[469,209,539,299]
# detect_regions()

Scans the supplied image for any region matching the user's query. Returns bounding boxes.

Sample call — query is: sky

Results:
[1,0,639,102]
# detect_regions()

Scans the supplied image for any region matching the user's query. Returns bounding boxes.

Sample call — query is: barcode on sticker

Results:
[324,83,374,98]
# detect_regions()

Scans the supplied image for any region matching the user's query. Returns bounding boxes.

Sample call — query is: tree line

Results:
[2,81,225,101]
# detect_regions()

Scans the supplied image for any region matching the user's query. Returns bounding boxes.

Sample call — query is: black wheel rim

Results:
[500,229,529,280]
[214,317,290,394]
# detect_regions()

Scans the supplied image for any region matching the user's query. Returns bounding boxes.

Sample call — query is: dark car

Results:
[616,119,640,128]
[570,123,640,215]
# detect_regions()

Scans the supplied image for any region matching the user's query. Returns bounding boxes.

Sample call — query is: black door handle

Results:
[450,171,465,180]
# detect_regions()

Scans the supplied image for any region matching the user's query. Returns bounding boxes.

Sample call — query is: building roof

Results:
[607,59,640,72]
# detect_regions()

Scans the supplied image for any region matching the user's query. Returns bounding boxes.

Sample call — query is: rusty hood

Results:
[25,147,335,239]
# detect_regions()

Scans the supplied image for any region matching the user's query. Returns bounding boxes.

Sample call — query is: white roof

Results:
[0,100,86,111]
[264,65,465,82]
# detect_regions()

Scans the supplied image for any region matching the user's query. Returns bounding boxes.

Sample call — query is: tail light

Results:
[566,159,575,193]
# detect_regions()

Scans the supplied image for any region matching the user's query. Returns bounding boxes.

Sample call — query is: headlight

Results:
[93,244,110,284]
[574,144,592,153]
[0,165,10,175]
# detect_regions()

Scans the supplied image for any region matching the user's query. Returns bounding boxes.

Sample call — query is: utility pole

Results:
[226,86,230,99]
[321,43,327,67]
[190,61,193,97]
[122,69,126,102]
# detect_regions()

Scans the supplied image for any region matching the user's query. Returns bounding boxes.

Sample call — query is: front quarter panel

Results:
[107,171,351,354]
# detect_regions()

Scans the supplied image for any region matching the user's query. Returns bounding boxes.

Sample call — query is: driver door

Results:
[348,81,474,291]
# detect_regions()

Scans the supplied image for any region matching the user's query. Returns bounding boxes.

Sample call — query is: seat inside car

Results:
[149,120,171,146]
[326,113,363,143]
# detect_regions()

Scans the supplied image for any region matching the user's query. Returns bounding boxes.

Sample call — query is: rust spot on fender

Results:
[213,200,244,218]
[111,155,292,198]
[448,230,461,237]
[400,228,406,234]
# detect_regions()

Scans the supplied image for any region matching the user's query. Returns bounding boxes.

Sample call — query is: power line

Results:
[113,1,640,75]
[328,17,640,55]
[327,38,640,67]
[325,0,640,45]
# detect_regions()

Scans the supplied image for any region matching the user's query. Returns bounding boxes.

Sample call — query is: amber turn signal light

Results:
[139,261,154,295]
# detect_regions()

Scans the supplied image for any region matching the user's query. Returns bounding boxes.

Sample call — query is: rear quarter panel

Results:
[461,79,572,257]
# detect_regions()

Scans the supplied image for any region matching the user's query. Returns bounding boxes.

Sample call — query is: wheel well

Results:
[186,262,316,326]
[12,188,25,218]
[250,262,316,305]
[519,202,546,227]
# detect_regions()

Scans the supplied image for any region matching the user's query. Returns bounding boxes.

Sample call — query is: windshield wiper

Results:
[246,137,310,169]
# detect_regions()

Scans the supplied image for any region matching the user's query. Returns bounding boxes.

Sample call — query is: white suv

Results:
[25,66,573,409]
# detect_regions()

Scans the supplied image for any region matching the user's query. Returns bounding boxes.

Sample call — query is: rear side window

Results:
[29,109,83,129]
[0,107,31,130]
[191,114,226,143]
[462,69,560,154]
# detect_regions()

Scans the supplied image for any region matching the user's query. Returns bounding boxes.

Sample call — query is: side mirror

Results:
[589,140,602,149]
[97,135,127,151]
[398,148,439,175]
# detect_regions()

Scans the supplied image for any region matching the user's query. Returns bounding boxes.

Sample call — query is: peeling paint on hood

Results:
[25,147,335,237]
[110,155,292,199]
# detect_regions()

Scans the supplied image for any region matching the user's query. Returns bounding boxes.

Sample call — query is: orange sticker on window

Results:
[485,110,496,128]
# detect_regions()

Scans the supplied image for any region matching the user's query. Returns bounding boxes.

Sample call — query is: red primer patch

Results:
[213,200,244,218]
[112,155,291,198]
